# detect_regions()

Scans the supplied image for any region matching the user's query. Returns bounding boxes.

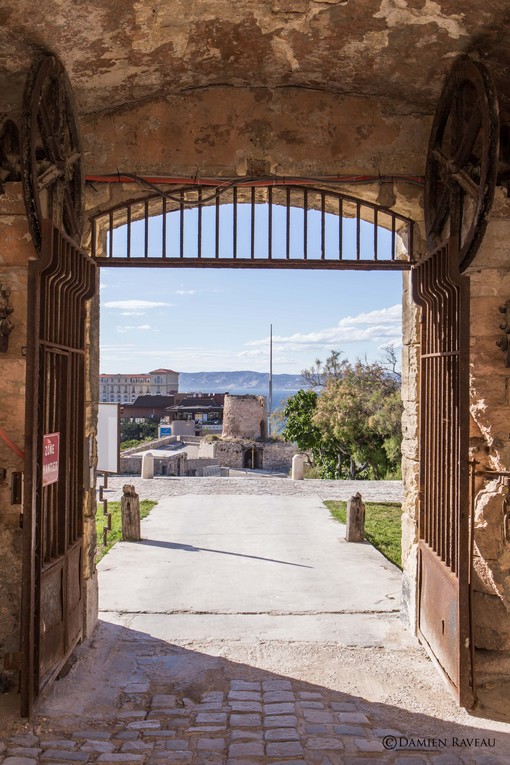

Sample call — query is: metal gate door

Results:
[21,219,96,716]
[412,239,473,706]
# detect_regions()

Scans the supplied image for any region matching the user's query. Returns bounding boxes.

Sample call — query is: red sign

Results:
[42,433,60,487]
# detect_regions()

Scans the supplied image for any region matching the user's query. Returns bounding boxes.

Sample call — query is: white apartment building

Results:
[99,368,179,403]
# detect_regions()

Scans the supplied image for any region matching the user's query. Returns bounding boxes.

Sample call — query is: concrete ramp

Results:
[98,494,407,645]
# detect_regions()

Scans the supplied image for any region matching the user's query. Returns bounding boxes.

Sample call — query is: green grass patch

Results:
[96,499,158,562]
[121,438,157,451]
[324,499,402,570]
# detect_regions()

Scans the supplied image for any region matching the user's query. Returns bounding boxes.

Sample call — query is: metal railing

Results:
[90,184,415,269]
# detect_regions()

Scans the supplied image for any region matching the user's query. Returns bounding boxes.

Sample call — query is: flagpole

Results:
[269,323,273,436]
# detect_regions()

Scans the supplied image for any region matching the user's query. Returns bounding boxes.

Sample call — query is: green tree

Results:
[120,418,159,443]
[281,389,345,479]
[312,356,402,479]
[283,350,403,480]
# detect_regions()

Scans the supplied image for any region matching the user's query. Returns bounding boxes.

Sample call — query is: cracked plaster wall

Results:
[465,193,510,659]
[81,89,430,185]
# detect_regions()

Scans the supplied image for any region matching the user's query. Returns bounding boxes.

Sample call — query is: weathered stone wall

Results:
[186,458,220,476]
[213,441,244,469]
[222,395,267,440]
[120,452,187,476]
[0,184,30,680]
[400,270,421,633]
[212,439,297,472]
[465,195,510,658]
[260,442,299,471]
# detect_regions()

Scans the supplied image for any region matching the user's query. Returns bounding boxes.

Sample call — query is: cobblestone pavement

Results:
[102,476,403,503]
[3,478,510,763]
[2,661,510,765]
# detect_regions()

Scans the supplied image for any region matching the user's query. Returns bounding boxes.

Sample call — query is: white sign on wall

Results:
[97,403,120,473]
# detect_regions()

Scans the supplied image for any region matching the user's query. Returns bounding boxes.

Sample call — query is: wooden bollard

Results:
[345,492,365,542]
[121,484,141,541]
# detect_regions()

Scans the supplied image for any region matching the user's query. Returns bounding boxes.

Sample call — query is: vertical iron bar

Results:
[356,202,361,260]
[215,192,220,259]
[162,197,167,259]
[303,189,308,260]
[126,206,132,260]
[286,187,291,260]
[197,189,202,260]
[391,216,396,260]
[108,211,113,259]
[338,198,343,260]
[268,186,273,260]
[374,209,378,260]
[251,187,255,260]
[180,191,184,259]
[321,192,326,260]
[233,187,237,260]
[144,200,149,258]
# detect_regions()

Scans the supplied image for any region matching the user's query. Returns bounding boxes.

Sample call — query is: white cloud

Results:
[174,289,197,296]
[246,305,402,351]
[116,324,153,334]
[103,300,174,310]
[120,311,145,316]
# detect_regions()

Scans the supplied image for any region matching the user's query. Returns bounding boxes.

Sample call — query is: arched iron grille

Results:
[90,184,415,269]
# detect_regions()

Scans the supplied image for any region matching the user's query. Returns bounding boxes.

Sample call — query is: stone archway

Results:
[0,8,509,719]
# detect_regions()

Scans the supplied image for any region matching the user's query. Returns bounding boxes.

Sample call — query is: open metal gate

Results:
[412,238,473,706]
[21,219,96,716]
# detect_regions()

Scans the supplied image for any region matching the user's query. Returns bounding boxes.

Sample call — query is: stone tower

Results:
[221,394,267,440]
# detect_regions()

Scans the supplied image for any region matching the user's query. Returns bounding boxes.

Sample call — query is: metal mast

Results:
[269,323,273,436]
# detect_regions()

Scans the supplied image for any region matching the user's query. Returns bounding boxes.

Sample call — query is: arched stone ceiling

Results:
[0,0,508,117]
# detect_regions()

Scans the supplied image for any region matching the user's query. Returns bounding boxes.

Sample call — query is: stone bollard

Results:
[121,484,141,541]
[291,454,304,480]
[141,451,154,478]
[345,492,365,542]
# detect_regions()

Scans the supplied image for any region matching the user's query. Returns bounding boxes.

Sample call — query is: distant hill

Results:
[179,371,305,392]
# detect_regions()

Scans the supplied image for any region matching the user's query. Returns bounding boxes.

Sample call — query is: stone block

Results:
[264,728,300,741]
[230,701,262,713]
[228,742,264,757]
[267,741,304,757]
[261,679,292,690]
[263,690,294,703]
[230,713,261,727]
[473,590,510,650]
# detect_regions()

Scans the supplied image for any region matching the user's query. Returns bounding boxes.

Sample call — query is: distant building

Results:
[99,368,179,403]
[121,395,177,420]
[163,393,225,431]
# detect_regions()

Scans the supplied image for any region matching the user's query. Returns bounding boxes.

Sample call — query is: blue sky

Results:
[100,267,403,375]
[100,201,406,374]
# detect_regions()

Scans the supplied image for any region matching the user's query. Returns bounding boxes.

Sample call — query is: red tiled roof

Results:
[149,368,179,374]
[100,374,151,379]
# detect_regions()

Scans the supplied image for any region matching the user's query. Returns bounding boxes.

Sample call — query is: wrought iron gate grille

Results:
[90,184,415,269]
[412,240,472,705]
[22,220,96,715]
